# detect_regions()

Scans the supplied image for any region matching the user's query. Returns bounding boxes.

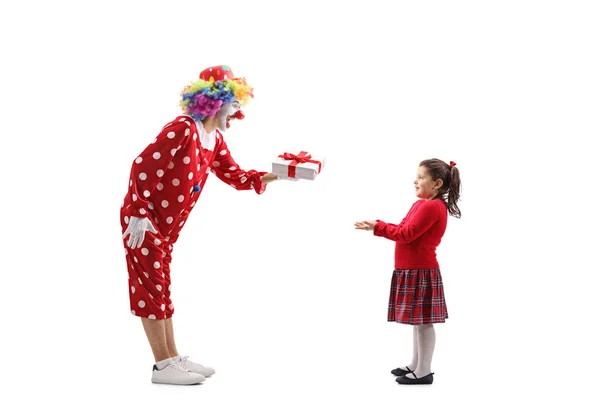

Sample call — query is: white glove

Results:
[276,174,300,181]
[122,216,158,249]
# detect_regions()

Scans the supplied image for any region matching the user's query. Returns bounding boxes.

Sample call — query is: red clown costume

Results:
[120,66,267,320]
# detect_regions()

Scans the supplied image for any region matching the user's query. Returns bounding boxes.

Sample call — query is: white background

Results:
[1,0,599,398]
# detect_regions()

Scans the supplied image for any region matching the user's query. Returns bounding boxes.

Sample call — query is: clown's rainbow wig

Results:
[179,77,253,121]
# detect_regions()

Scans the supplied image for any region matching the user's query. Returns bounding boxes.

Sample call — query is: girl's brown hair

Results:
[420,158,462,218]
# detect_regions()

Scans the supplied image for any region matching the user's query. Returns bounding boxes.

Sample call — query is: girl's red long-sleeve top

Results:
[373,198,448,270]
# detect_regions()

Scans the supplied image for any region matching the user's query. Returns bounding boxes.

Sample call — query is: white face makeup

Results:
[216,101,242,131]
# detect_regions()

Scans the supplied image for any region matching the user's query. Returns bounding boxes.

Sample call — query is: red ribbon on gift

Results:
[278,151,322,178]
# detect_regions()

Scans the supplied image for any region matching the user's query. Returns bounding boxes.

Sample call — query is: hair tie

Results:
[449,161,456,168]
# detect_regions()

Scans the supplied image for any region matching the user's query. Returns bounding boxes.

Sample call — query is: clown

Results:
[120,65,293,385]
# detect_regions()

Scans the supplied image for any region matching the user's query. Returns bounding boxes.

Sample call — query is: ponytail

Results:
[419,158,462,218]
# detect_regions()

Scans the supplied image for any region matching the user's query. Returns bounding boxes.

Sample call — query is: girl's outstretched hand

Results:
[354,220,377,231]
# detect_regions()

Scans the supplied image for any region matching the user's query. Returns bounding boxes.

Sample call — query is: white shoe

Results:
[151,361,206,385]
[177,356,215,377]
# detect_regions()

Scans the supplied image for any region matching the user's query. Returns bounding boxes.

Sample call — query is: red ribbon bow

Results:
[449,161,456,168]
[279,151,322,178]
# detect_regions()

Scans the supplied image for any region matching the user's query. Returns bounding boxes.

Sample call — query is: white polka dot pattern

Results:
[124,116,267,318]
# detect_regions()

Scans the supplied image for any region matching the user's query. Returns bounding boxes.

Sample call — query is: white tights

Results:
[405,324,436,378]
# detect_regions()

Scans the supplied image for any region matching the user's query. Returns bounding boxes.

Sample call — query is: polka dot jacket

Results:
[121,115,268,236]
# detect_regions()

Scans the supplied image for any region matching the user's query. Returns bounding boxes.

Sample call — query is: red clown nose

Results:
[234,110,245,120]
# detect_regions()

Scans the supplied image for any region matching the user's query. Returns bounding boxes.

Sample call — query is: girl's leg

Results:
[408,323,435,379]
[407,325,419,370]
[392,325,419,375]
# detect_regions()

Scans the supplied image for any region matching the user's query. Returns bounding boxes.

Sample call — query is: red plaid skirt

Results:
[388,269,448,325]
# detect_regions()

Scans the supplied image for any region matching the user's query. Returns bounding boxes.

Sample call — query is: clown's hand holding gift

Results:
[120,65,304,386]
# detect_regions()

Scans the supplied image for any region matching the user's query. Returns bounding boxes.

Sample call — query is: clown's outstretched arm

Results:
[126,118,192,218]
[209,133,274,194]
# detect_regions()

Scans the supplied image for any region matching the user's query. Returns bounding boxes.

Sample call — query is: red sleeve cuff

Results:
[251,171,268,194]
[373,220,385,236]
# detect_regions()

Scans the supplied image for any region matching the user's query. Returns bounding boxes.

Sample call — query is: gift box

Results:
[272,150,325,180]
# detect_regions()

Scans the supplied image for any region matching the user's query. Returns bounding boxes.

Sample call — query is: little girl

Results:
[355,158,461,385]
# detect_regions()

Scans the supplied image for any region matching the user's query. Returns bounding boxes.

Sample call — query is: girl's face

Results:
[414,166,442,199]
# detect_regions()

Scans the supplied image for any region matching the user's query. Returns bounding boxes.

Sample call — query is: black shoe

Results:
[396,372,434,385]
[391,367,412,377]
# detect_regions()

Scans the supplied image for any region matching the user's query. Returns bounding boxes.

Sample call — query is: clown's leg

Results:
[165,318,179,358]
[141,318,171,362]
[160,237,178,358]
[142,318,205,385]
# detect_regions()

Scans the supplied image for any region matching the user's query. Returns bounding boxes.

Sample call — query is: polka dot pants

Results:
[123,228,179,320]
